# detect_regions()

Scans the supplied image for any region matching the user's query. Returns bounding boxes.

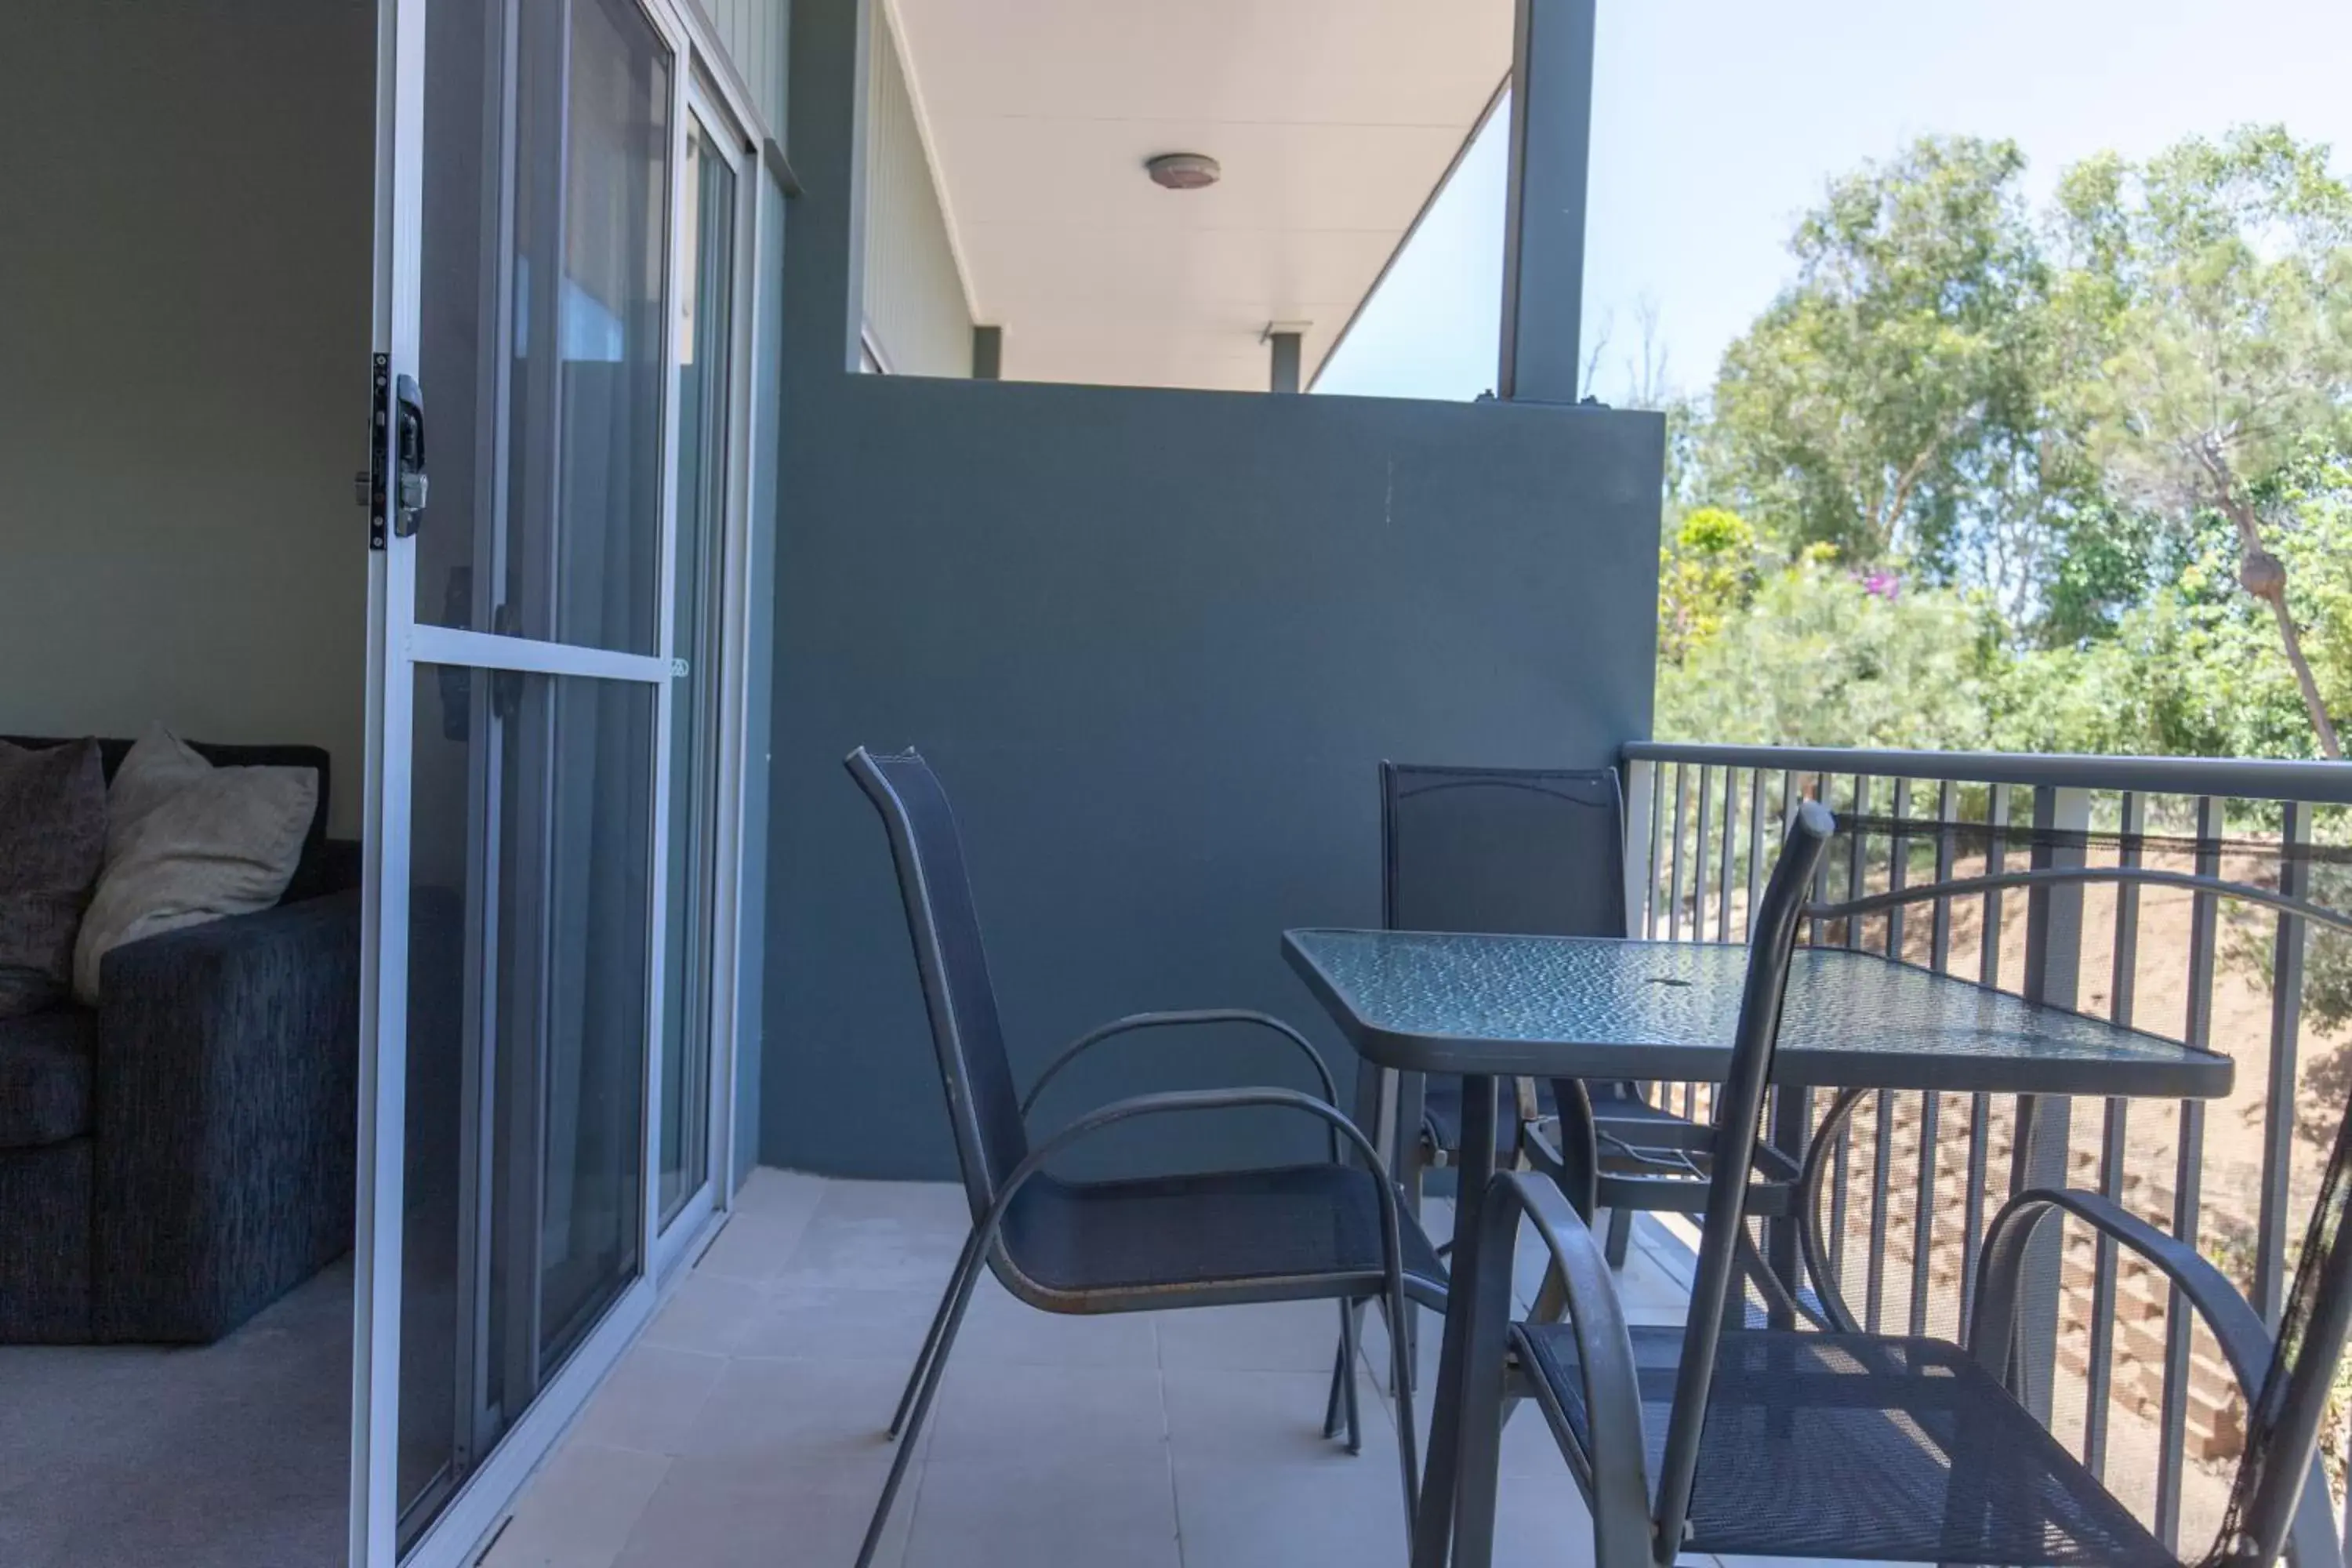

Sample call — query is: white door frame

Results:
[359,1,770,1563]
[650,75,759,1280]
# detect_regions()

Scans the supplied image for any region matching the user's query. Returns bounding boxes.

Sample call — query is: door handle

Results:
[393,372,428,536]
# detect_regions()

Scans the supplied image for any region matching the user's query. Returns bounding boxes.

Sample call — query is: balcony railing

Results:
[1621,740,2352,1557]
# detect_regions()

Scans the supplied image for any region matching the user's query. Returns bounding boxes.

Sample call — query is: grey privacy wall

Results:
[766,376,1662,1178]
[0,1,373,833]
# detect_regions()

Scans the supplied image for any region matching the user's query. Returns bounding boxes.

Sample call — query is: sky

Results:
[1316,0,2352,406]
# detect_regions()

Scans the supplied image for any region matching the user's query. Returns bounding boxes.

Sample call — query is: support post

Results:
[1263,324,1305,394]
[2011,785,2089,1419]
[1497,0,1596,403]
[971,325,1001,380]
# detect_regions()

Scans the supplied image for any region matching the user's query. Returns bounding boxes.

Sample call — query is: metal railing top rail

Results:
[1624,741,2352,807]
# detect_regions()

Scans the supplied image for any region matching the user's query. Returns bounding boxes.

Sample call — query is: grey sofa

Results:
[0,736,361,1345]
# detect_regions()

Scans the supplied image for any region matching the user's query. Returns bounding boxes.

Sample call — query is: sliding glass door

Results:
[361,0,752,1562]
[656,103,741,1237]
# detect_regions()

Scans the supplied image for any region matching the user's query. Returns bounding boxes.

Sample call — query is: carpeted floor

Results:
[0,1258,352,1568]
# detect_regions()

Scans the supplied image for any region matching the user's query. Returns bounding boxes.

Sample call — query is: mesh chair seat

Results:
[1000,1163,1446,1306]
[1517,1323,2174,1568]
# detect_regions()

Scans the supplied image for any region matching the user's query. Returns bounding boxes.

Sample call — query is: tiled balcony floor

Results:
[485,1167,1723,1568]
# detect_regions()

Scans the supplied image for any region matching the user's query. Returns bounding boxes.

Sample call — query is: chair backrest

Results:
[845,746,1031,1222]
[1653,799,1837,1549]
[1802,814,2352,1568]
[2223,1088,2352,1568]
[1381,763,1627,938]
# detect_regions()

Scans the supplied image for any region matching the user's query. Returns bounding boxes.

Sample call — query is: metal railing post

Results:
[1622,755,1655,939]
[2009,784,2089,1420]
[2254,800,2310,1326]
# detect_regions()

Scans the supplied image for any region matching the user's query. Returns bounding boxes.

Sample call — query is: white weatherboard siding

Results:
[697,0,789,140]
[862,4,975,377]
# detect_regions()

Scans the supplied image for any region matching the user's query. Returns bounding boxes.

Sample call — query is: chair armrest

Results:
[89,890,362,1341]
[1976,1187,2340,1568]
[1450,1170,1654,1568]
[1020,1011,1345,1162]
[1020,1011,1338,1119]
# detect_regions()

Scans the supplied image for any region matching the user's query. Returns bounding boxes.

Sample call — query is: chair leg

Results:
[1339,1298,1365,1454]
[1320,1306,1352,1439]
[1604,1206,1634,1270]
[855,1236,987,1568]
[1385,1284,1420,1536]
[890,1225,987,1439]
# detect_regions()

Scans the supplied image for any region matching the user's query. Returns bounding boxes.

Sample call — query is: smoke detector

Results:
[1145,153,1221,191]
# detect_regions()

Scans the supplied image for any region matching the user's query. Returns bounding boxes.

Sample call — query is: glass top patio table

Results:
[1282,929,2234,1101]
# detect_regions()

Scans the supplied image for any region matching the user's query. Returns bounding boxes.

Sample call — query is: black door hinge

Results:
[361,353,390,550]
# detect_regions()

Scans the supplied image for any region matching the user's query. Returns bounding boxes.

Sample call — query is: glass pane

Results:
[412,0,505,657]
[418,0,673,656]
[515,672,654,1366]
[397,664,654,1544]
[658,122,735,1222]
[397,666,477,1534]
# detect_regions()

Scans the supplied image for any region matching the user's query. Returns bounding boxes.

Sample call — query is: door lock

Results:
[362,358,430,547]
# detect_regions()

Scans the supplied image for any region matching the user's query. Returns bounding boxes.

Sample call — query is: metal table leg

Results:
[1413,1073,1497,1568]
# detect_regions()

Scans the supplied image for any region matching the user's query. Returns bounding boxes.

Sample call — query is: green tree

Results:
[1706,136,2079,618]
[2051,127,2352,757]
[1657,552,2010,750]
[1657,506,1759,666]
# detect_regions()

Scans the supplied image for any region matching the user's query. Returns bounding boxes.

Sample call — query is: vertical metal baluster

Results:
[1624,757,1656,942]
[1717,765,1738,945]
[1668,764,1689,945]
[1911,779,1957,1338]
[1746,768,1771,944]
[1866,782,1909,1333]
[1886,778,1911,958]
[2254,800,2310,1324]
[1864,1086,1892,1333]
[1931,780,1958,972]
[1843,774,1871,949]
[1645,757,1667,940]
[2155,797,2221,1550]
[1693,764,1714,947]
[1674,762,1696,1112]
[2085,791,2144,1479]
[1828,778,1870,1293]
[1959,782,2011,1330]
[1807,772,1832,946]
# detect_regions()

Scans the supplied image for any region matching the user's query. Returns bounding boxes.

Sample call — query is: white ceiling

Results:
[884,0,1512,391]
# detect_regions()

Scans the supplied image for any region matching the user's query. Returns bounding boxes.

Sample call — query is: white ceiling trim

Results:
[887,0,1513,391]
[874,0,982,328]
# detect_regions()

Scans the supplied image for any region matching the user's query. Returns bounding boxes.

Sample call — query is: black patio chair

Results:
[1449,803,2352,1568]
[844,746,1443,1568]
[1370,764,1800,1269]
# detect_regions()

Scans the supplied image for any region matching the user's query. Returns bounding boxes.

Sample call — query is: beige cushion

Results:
[72,724,318,1002]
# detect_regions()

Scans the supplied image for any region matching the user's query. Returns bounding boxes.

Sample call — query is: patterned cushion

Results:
[0,738,107,1018]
